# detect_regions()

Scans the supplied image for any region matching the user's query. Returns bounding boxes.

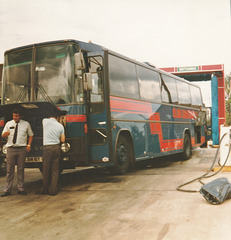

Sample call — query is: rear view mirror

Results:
[195,110,206,126]
[83,73,92,91]
[74,52,85,72]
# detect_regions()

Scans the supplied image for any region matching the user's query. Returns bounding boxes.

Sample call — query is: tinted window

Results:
[109,55,138,98]
[137,66,161,102]
[190,85,202,107]
[161,75,178,104]
[176,81,191,106]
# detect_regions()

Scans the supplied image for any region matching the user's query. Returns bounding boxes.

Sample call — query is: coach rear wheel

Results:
[182,134,192,160]
[114,135,133,174]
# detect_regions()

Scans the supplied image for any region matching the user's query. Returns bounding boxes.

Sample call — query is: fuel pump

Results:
[219,125,231,166]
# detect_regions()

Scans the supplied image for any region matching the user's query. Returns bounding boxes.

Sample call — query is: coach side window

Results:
[176,81,192,106]
[161,75,178,104]
[109,55,138,98]
[190,85,203,107]
[137,66,161,102]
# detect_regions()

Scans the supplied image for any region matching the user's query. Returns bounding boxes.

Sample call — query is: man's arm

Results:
[2,131,10,139]
[26,135,33,152]
[2,123,10,139]
[60,134,65,143]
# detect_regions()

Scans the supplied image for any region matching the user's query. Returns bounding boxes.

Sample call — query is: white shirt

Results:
[2,119,34,147]
[43,118,64,145]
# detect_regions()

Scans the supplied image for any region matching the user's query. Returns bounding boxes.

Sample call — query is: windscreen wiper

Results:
[16,85,28,102]
[16,72,31,102]
[36,84,53,103]
[35,70,53,103]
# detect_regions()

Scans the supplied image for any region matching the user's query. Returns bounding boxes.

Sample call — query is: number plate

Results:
[26,157,43,163]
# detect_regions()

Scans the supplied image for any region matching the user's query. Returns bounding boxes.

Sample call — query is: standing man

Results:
[1,108,33,197]
[38,112,65,196]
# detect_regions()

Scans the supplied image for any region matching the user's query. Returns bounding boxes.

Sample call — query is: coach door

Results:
[84,54,111,165]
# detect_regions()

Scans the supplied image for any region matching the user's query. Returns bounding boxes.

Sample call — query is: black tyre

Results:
[114,135,133,174]
[181,134,192,160]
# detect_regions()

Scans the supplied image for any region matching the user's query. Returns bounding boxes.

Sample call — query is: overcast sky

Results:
[0,0,231,75]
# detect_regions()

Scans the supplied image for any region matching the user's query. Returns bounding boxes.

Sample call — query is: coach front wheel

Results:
[114,135,133,174]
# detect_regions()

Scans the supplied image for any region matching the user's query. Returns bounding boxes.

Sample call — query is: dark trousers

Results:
[42,144,61,195]
[4,147,27,192]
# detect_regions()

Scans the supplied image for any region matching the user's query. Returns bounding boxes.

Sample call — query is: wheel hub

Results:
[117,145,127,165]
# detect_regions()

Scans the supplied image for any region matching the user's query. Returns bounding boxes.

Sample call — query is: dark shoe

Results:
[18,190,27,195]
[48,193,57,196]
[35,191,48,195]
[1,192,11,197]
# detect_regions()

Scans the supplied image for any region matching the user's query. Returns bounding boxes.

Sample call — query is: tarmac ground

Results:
[1,147,231,240]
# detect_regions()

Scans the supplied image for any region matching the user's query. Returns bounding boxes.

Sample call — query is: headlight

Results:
[2,145,7,154]
[61,143,70,153]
